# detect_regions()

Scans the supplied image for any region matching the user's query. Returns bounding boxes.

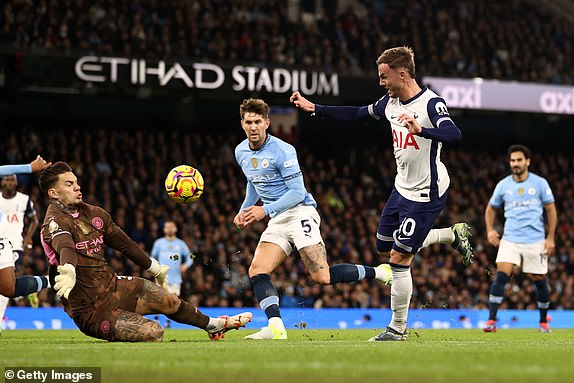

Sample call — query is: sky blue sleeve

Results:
[0,164,32,177]
[182,241,193,267]
[263,174,306,216]
[240,181,260,211]
[150,240,159,260]
[489,181,504,208]
[539,178,555,205]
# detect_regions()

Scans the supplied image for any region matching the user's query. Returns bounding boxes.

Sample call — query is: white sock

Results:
[421,228,455,248]
[268,317,285,329]
[206,317,221,330]
[0,295,10,321]
[389,266,412,333]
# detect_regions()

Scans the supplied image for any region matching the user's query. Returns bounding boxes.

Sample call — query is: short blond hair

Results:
[376,46,416,78]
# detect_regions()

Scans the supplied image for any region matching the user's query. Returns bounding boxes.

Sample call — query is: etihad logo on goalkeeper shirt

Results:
[76,235,104,255]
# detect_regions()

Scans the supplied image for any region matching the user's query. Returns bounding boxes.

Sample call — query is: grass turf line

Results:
[2,329,573,383]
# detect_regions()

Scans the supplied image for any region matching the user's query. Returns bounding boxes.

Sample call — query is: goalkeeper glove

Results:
[147,258,170,291]
[54,263,76,299]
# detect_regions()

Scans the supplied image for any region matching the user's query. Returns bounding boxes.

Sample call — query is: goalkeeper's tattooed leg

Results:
[115,311,164,342]
[136,279,180,314]
[135,279,210,329]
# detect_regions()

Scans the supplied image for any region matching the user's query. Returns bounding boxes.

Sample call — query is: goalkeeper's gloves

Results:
[147,258,170,291]
[54,263,76,299]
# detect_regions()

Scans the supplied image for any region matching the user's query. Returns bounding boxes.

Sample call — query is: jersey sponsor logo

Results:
[435,101,449,115]
[2,213,20,223]
[76,235,104,255]
[507,198,538,210]
[392,129,420,150]
[283,159,297,168]
[262,159,269,168]
[249,174,277,182]
[92,217,104,230]
[251,158,258,169]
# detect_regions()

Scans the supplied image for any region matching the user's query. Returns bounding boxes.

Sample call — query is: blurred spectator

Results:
[0,0,572,84]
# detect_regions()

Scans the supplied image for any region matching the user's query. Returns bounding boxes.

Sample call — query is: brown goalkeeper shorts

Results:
[71,276,146,341]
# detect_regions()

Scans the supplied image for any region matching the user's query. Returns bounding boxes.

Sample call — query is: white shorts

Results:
[0,238,16,270]
[260,205,324,256]
[496,238,547,275]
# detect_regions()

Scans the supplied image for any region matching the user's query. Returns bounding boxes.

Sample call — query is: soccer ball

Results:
[164,165,204,204]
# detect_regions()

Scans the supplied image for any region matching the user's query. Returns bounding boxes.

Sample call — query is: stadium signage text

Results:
[423,76,574,115]
[74,56,339,96]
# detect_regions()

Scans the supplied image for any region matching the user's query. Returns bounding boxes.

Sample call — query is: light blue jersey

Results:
[489,172,554,243]
[150,237,192,286]
[235,134,316,218]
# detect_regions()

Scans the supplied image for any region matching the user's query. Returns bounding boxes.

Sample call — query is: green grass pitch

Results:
[2,328,573,383]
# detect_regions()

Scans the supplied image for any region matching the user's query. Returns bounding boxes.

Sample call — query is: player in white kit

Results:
[290,46,473,341]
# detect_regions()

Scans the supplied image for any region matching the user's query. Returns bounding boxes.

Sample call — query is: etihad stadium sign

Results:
[423,76,574,115]
[74,56,340,96]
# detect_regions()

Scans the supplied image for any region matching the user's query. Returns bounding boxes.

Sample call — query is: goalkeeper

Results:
[38,161,251,342]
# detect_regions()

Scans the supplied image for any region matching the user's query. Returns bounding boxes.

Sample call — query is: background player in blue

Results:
[150,221,193,297]
[234,98,392,340]
[484,145,557,333]
[290,46,473,341]
[150,221,193,328]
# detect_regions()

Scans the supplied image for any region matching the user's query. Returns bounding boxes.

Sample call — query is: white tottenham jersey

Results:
[0,192,35,251]
[369,88,452,202]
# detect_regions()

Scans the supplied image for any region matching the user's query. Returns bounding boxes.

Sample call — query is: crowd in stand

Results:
[0,0,572,84]
[3,122,573,313]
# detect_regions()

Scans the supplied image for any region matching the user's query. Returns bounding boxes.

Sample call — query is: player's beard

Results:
[511,165,526,177]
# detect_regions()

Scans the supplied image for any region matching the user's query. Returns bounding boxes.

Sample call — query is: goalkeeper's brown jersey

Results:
[41,201,150,316]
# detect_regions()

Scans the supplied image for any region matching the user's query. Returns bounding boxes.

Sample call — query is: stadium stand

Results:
[0,0,572,84]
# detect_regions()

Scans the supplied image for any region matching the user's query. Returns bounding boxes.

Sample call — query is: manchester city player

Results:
[290,46,473,341]
[234,98,392,340]
[484,145,556,333]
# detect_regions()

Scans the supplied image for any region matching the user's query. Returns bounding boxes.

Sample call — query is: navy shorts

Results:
[376,188,447,254]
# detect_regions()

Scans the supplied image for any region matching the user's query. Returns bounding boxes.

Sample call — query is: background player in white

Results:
[234,98,392,340]
[484,144,556,333]
[0,156,51,334]
[1,174,39,265]
[150,220,193,328]
[290,46,473,341]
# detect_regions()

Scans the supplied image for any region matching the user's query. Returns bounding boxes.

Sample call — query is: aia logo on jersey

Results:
[3,213,20,223]
[392,129,420,150]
